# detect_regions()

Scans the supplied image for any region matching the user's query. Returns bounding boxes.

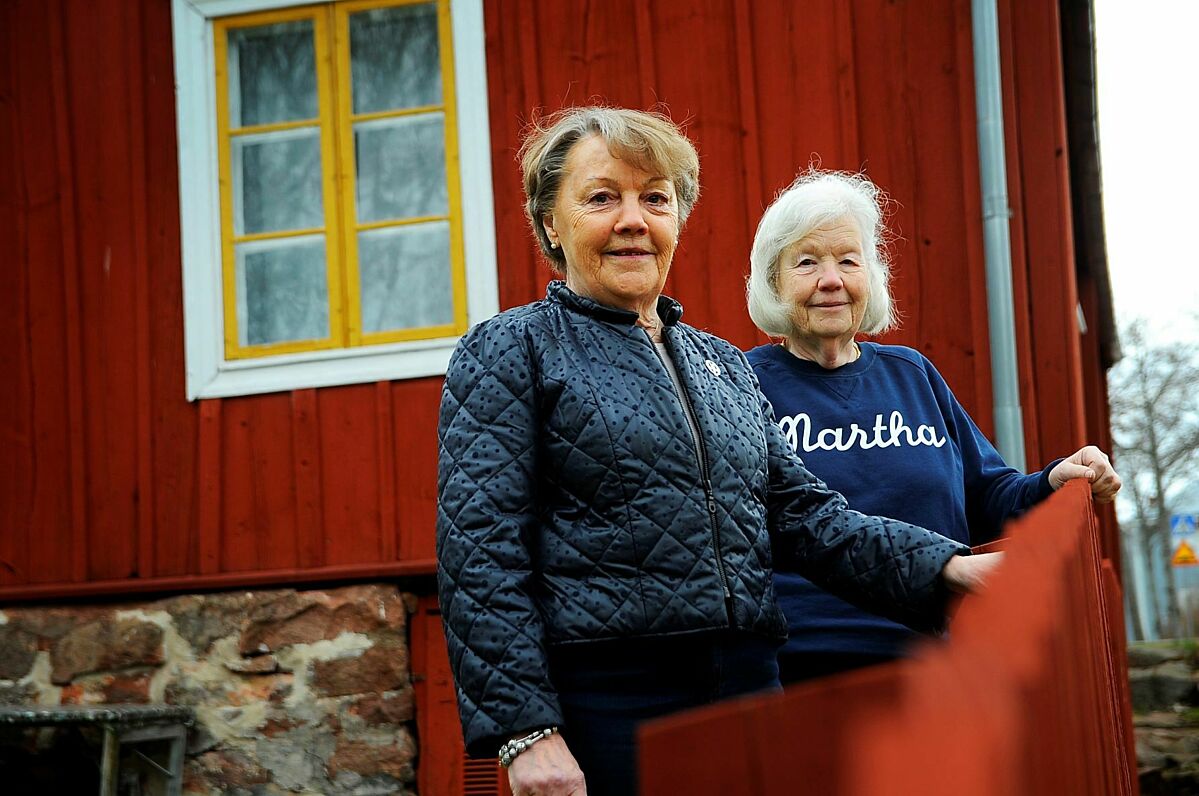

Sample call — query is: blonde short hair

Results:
[747,169,897,337]
[518,106,701,271]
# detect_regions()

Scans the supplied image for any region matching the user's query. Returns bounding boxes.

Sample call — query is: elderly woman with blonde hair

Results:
[437,111,996,796]
[746,169,1122,684]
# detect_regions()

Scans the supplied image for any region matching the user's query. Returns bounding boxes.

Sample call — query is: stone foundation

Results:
[1129,641,1199,795]
[0,583,419,795]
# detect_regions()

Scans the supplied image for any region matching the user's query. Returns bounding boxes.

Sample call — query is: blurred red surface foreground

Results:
[639,480,1137,795]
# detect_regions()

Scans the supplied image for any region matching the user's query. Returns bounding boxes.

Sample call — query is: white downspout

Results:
[971,0,1027,471]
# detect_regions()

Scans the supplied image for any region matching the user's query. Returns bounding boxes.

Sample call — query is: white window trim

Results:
[172,0,499,400]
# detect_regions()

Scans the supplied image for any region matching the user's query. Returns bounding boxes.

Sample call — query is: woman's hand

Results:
[507,733,587,796]
[1048,445,1123,503]
[941,552,1004,595]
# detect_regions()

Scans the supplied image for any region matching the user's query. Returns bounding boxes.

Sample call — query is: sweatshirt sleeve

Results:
[755,381,968,634]
[922,358,1057,543]
[436,317,561,758]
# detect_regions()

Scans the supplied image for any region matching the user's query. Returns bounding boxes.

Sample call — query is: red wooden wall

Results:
[1,0,444,597]
[0,0,1113,600]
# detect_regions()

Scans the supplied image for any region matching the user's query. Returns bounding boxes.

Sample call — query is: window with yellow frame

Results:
[213,0,467,360]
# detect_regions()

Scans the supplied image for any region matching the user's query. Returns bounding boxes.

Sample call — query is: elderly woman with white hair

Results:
[745,169,1122,683]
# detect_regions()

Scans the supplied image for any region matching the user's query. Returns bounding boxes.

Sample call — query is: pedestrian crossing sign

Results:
[1173,539,1199,567]
[1172,514,1199,538]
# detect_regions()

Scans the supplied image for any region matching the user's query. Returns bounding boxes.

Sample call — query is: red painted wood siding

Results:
[0,0,1110,599]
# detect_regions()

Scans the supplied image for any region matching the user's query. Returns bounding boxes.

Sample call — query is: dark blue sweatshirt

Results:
[747,342,1057,658]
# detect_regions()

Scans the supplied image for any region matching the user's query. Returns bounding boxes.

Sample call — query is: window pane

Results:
[355,113,447,223]
[228,20,318,127]
[358,222,453,333]
[236,236,330,346]
[233,130,324,235]
[349,4,441,114]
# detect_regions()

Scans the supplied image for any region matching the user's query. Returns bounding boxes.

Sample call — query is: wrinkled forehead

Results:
[808,219,865,244]
[787,216,866,253]
[569,133,671,184]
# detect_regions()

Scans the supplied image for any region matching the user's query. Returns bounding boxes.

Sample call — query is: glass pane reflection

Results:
[358,222,452,333]
[232,129,324,235]
[236,236,330,346]
[228,21,318,127]
[350,4,441,114]
[355,113,447,223]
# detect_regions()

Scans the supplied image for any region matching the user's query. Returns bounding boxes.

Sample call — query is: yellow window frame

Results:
[213,0,468,361]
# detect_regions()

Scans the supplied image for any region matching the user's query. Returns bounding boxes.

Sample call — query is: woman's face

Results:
[777,217,870,345]
[543,135,679,311]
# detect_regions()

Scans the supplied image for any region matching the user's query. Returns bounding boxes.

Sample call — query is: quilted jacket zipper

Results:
[645,330,736,628]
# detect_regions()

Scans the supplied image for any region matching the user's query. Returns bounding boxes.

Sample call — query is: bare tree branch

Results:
[1110,319,1199,637]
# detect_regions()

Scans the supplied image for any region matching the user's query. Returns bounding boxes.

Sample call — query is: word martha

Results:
[777,410,948,453]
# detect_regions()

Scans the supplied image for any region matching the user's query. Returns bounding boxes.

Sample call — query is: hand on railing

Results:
[1048,445,1122,503]
[941,552,1004,595]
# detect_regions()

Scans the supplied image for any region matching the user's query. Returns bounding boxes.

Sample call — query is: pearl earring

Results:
[550,241,558,249]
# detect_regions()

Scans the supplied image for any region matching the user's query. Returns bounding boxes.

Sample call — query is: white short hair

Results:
[746,169,897,338]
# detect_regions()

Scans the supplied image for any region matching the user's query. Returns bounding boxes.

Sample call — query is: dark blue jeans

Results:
[548,632,782,796]
[777,648,899,685]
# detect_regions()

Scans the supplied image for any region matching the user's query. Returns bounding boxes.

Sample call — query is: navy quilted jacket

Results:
[436,282,967,756]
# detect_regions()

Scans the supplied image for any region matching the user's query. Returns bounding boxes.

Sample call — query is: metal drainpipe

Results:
[971,0,1026,471]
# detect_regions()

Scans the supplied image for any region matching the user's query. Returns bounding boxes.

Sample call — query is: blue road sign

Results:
[1172,514,1199,538]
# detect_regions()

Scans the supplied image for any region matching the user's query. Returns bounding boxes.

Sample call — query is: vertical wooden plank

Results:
[255,394,300,570]
[949,0,998,433]
[223,394,297,572]
[59,0,142,581]
[1007,0,1087,462]
[375,382,398,561]
[291,389,324,568]
[514,0,541,115]
[0,0,32,586]
[395,379,442,562]
[632,3,657,109]
[220,400,257,572]
[412,596,496,795]
[1078,276,1120,563]
[46,0,90,583]
[750,0,856,184]
[731,0,764,224]
[318,385,380,565]
[1078,506,1124,794]
[533,0,644,109]
[123,0,156,579]
[833,0,861,168]
[729,0,771,348]
[485,0,543,311]
[141,0,198,578]
[1101,562,1138,795]
[197,400,222,575]
[4,0,83,588]
[993,0,1041,464]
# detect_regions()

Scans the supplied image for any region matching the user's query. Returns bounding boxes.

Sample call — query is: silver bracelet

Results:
[498,726,558,768]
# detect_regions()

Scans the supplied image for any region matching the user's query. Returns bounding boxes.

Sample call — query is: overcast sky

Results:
[1095,0,1199,344]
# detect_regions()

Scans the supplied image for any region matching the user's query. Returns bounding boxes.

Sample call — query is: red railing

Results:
[640,481,1138,795]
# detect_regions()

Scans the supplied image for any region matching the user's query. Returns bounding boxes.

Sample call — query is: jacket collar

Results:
[546,280,684,328]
